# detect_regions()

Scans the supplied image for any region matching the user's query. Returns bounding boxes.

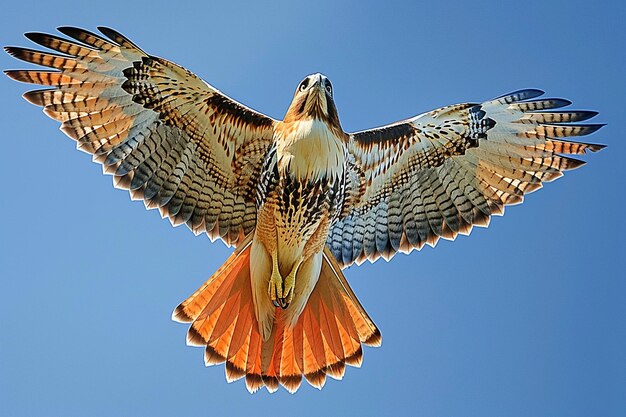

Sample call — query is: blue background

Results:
[1,1,624,416]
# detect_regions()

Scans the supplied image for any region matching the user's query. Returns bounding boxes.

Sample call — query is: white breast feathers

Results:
[277,119,345,180]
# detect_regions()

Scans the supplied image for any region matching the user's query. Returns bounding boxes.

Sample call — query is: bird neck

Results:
[283,93,343,131]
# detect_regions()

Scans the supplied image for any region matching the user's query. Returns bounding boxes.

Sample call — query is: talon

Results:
[266,249,302,310]
[268,270,284,305]
[278,265,297,309]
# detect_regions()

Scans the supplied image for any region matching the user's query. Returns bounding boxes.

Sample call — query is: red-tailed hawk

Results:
[5,27,604,393]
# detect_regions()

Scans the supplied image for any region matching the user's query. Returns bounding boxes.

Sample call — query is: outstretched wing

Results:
[327,90,604,267]
[5,27,276,247]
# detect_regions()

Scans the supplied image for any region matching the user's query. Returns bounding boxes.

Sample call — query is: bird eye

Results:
[299,79,309,92]
[325,84,332,95]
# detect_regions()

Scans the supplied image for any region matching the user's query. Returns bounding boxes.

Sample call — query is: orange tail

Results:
[172,238,381,393]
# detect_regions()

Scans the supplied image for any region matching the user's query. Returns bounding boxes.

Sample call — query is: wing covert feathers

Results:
[5,27,276,247]
[328,89,604,267]
[173,243,379,393]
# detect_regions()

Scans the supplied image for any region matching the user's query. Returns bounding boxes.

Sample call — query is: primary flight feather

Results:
[5,26,604,393]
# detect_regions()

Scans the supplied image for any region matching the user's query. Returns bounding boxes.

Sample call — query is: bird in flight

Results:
[5,27,604,393]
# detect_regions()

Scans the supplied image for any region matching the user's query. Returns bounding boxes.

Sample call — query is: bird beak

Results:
[308,74,320,87]
[312,75,324,95]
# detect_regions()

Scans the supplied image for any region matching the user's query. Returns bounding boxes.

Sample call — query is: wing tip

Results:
[22,89,45,106]
[97,26,145,53]
[56,26,84,37]
[3,69,26,83]
[96,26,117,36]
[56,26,106,47]
[562,156,587,170]
[587,142,607,152]
[55,26,80,40]
[495,88,545,103]
[581,123,606,134]
[521,88,545,99]
[581,110,600,120]
[4,46,19,57]
[542,98,573,109]
[24,31,47,44]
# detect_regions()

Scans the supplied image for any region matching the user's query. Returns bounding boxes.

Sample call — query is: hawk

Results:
[5,27,604,393]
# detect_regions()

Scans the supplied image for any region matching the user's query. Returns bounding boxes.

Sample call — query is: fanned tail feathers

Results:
[172,238,380,393]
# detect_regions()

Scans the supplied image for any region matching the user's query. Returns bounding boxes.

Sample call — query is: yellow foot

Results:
[268,271,294,309]
[267,251,301,309]
[278,258,301,309]
[268,268,285,309]
[267,248,291,309]
[280,271,296,309]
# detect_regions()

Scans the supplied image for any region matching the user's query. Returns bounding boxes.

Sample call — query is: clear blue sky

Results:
[1,1,624,416]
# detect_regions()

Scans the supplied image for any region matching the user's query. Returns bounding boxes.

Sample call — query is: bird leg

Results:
[267,217,330,309]
[267,247,284,308]
[280,256,303,309]
[267,247,303,309]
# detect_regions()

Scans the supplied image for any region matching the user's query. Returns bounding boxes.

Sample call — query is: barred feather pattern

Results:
[327,90,605,267]
[5,27,276,246]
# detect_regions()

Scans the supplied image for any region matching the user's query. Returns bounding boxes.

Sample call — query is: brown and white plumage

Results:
[5,27,604,393]
[6,27,275,246]
[328,92,604,266]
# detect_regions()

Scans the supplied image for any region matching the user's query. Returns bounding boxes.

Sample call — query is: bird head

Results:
[284,73,341,128]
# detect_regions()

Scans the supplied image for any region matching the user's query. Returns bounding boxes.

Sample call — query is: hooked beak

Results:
[311,74,324,94]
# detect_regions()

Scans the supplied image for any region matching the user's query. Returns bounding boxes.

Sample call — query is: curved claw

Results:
[267,251,300,310]
[268,271,284,307]
[278,274,295,309]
